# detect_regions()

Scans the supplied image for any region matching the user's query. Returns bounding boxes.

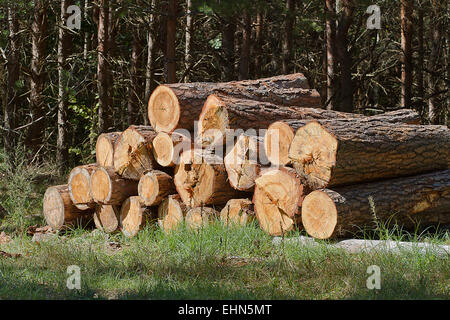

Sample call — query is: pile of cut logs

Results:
[42,73,450,240]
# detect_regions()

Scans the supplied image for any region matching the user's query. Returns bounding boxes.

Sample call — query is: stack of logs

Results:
[42,73,450,240]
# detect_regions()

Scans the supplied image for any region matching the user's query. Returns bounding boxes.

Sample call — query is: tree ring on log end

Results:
[301,190,337,239]
[265,121,295,166]
[43,187,65,230]
[120,197,144,238]
[152,132,174,167]
[90,167,112,203]
[68,167,94,206]
[148,85,180,133]
[138,172,159,206]
[197,95,229,146]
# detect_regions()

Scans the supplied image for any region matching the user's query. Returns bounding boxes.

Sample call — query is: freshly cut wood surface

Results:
[94,204,120,233]
[302,170,450,239]
[288,121,450,190]
[90,166,138,205]
[220,199,254,226]
[264,121,295,166]
[113,125,158,180]
[174,149,243,207]
[43,185,94,230]
[157,194,189,233]
[68,164,98,210]
[138,170,176,206]
[152,131,192,167]
[253,167,304,236]
[148,73,320,132]
[120,196,155,238]
[185,207,219,231]
[96,132,121,167]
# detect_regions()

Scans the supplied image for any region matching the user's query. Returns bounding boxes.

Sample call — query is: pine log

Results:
[152,130,192,167]
[148,73,320,132]
[220,199,254,226]
[157,194,190,233]
[138,170,176,206]
[253,167,305,236]
[93,204,120,233]
[265,109,422,166]
[96,132,121,167]
[113,125,159,180]
[68,164,98,210]
[288,121,450,189]
[43,185,94,230]
[120,196,156,237]
[185,207,219,231]
[90,166,138,205]
[174,149,244,207]
[301,170,450,239]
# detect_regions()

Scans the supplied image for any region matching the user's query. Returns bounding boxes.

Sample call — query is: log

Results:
[157,194,190,233]
[265,109,422,166]
[174,149,244,207]
[301,170,450,239]
[120,196,155,238]
[185,207,219,231]
[148,73,320,132]
[288,121,450,189]
[96,132,121,167]
[253,167,305,236]
[113,125,158,180]
[68,164,98,210]
[138,170,176,206]
[93,204,120,233]
[152,131,192,167]
[43,185,94,230]
[90,166,138,205]
[220,199,254,226]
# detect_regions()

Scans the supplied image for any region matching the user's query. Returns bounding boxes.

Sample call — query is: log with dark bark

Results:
[94,204,120,233]
[265,109,422,166]
[157,194,189,233]
[120,196,156,237]
[152,131,192,167]
[68,164,98,210]
[174,150,244,207]
[96,132,120,167]
[288,121,450,190]
[113,125,158,180]
[138,170,176,206]
[220,198,254,226]
[253,167,304,236]
[43,185,94,230]
[148,73,320,132]
[301,170,450,239]
[185,207,219,231]
[90,166,138,205]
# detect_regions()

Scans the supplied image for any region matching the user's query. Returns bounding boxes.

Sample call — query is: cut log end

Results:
[94,205,120,233]
[185,207,218,231]
[120,196,152,238]
[152,132,175,167]
[253,168,303,236]
[220,199,254,226]
[90,167,111,203]
[197,95,229,146]
[148,85,180,133]
[301,190,338,240]
[138,170,175,206]
[96,132,120,167]
[265,121,295,166]
[68,164,97,209]
[158,195,188,233]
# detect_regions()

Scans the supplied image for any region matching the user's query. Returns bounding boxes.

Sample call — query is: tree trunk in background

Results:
[97,0,110,134]
[27,0,48,154]
[400,0,413,109]
[282,0,295,74]
[239,10,250,80]
[428,1,442,124]
[417,1,424,113]
[128,31,143,125]
[57,0,71,173]
[184,0,193,82]
[166,0,177,83]
[83,0,90,60]
[144,0,155,121]
[5,3,19,153]
[325,0,336,110]
[222,19,236,81]
[254,10,263,79]
[335,0,354,113]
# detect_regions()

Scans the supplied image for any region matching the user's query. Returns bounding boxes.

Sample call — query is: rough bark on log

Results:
[148,73,320,132]
[113,125,158,180]
[68,164,98,210]
[288,121,450,190]
[174,149,244,207]
[301,170,450,239]
[220,198,254,226]
[265,109,422,166]
[152,131,192,167]
[90,166,138,205]
[253,167,304,236]
[185,207,219,231]
[43,185,94,230]
[138,170,176,206]
[120,196,156,237]
[157,194,189,233]
[94,204,120,233]
[96,132,120,167]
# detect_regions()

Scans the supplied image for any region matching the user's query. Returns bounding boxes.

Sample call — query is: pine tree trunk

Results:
[166,0,177,83]
[128,31,143,125]
[97,0,110,133]
[401,0,413,109]
[325,0,337,110]
[239,10,251,80]
[184,0,193,82]
[282,0,295,74]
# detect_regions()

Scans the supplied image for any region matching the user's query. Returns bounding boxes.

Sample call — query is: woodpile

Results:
[41,73,450,240]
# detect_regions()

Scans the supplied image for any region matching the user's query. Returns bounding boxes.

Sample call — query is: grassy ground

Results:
[0,150,449,300]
